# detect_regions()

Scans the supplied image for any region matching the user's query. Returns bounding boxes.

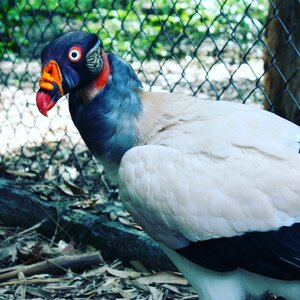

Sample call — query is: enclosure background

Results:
[0,0,299,195]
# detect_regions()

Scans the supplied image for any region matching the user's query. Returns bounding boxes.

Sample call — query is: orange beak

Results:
[36,60,64,116]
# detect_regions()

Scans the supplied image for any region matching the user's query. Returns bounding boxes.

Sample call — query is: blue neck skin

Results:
[69,53,143,165]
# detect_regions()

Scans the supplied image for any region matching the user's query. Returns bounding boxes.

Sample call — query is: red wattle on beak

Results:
[36,90,57,117]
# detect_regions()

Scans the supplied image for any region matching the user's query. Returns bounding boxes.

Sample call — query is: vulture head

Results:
[36,31,108,116]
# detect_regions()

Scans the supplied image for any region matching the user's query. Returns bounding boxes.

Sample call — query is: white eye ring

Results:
[68,47,82,62]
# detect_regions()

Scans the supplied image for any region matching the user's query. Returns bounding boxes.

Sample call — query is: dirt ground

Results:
[0,222,198,300]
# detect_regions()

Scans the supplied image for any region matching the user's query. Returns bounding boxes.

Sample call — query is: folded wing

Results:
[118,97,300,279]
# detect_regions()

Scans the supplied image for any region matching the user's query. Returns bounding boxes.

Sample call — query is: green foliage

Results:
[0,0,269,60]
[0,0,26,58]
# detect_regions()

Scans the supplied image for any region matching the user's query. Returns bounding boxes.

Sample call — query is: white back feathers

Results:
[117,92,300,299]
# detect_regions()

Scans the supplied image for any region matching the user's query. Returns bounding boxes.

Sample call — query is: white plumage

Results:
[163,246,300,300]
[116,92,300,300]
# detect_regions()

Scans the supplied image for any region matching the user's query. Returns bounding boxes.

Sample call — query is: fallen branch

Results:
[0,277,70,287]
[0,177,174,271]
[0,252,102,283]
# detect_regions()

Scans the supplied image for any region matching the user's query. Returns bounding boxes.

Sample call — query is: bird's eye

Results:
[68,47,82,62]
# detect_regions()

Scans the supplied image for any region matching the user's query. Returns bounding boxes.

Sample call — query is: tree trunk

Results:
[263,0,300,124]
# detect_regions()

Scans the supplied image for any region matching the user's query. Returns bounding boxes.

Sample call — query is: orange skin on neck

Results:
[95,49,110,89]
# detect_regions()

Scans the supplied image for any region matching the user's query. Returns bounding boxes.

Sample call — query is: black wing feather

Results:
[176,223,300,280]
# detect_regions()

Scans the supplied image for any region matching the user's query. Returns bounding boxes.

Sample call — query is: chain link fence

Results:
[0,0,299,198]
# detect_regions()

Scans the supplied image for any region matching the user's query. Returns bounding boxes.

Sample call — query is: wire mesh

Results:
[0,0,299,196]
